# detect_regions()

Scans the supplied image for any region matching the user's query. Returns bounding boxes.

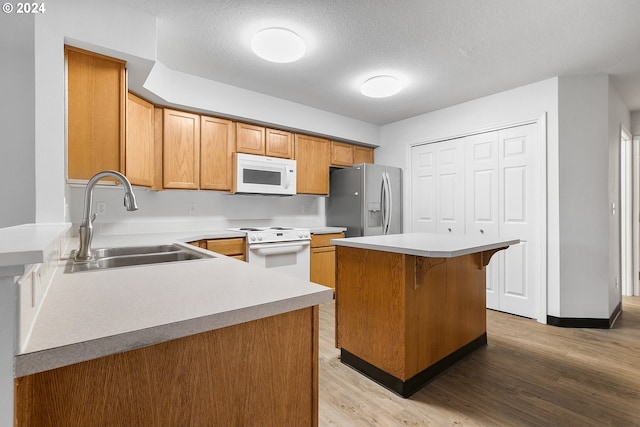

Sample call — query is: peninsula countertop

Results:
[14,231,334,377]
[330,233,520,258]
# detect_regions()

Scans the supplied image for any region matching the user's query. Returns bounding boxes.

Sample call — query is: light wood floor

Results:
[318,296,640,426]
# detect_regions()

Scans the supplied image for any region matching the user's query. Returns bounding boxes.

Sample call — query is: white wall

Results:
[631,110,640,135]
[1,15,36,227]
[66,186,326,235]
[378,78,561,317]
[557,75,610,318]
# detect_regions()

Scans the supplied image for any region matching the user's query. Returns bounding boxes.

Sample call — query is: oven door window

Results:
[243,168,281,186]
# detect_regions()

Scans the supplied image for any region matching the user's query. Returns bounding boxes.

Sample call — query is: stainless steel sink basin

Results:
[65,244,213,273]
[90,244,184,258]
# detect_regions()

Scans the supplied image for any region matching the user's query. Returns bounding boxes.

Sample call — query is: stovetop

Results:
[230,227,311,244]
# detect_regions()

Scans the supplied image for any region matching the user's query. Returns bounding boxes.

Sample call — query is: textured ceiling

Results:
[112,0,640,125]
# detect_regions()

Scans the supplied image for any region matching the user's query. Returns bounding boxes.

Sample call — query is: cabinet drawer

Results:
[206,238,246,256]
[311,233,344,248]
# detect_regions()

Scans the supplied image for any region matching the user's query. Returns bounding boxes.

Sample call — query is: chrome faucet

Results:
[75,170,138,261]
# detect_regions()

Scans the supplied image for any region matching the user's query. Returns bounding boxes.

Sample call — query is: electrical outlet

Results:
[188,203,197,214]
[301,204,308,214]
[96,202,106,215]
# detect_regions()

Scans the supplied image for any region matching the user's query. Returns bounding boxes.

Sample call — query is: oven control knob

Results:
[249,235,255,242]
[258,235,263,241]
[298,232,303,238]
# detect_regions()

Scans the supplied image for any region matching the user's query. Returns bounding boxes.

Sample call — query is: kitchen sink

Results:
[65,244,213,273]
[90,244,185,258]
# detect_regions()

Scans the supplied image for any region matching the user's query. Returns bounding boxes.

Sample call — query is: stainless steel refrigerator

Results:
[326,163,402,237]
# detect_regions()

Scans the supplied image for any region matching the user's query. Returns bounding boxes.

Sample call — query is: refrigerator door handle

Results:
[380,174,387,234]
[384,171,393,234]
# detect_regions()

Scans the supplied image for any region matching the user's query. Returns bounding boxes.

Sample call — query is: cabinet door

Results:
[353,146,374,164]
[163,109,200,189]
[201,116,235,190]
[294,134,331,195]
[331,141,354,167]
[66,46,125,180]
[236,123,265,155]
[265,129,293,159]
[126,93,161,189]
[310,246,336,288]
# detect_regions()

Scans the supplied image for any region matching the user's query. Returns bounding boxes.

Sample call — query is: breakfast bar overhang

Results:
[331,233,519,397]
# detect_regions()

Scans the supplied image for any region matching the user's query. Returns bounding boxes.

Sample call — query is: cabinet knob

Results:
[480,229,484,234]
[448,228,452,232]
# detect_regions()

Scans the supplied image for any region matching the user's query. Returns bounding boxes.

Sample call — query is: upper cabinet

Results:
[331,141,355,167]
[295,134,331,195]
[126,92,161,189]
[331,141,375,167]
[162,109,200,189]
[236,123,265,155]
[236,123,294,159]
[65,46,125,180]
[265,128,293,159]
[201,116,235,191]
[353,145,374,164]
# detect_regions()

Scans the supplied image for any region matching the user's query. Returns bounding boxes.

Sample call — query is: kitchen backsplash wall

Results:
[67,186,325,235]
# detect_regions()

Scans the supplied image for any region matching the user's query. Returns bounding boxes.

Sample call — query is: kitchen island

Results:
[3,226,334,427]
[331,233,518,397]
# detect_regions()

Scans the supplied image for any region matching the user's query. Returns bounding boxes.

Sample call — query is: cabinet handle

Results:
[448,228,452,232]
[480,229,484,234]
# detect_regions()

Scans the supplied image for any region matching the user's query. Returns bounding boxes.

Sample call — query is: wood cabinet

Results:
[331,141,355,167]
[295,134,331,195]
[65,46,125,180]
[236,124,294,159]
[126,92,161,189]
[331,142,375,167]
[205,237,246,261]
[200,116,235,191]
[236,122,265,155]
[353,145,374,164]
[336,245,491,397]
[162,109,200,189]
[266,128,294,159]
[310,233,344,289]
[15,307,319,427]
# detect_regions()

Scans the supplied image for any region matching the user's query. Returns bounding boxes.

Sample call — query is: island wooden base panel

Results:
[14,307,319,427]
[340,333,487,398]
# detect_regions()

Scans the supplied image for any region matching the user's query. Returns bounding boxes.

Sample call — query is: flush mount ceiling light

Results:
[360,75,402,98]
[251,27,305,63]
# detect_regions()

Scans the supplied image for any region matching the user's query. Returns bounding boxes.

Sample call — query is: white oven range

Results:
[229,227,311,280]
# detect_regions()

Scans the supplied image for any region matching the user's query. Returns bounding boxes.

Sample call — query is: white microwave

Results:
[233,153,297,195]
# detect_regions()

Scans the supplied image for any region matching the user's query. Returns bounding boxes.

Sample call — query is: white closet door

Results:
[411,143,437,232]
[436,139,465,235]
[497,124,539,318]
[464,132,500,309]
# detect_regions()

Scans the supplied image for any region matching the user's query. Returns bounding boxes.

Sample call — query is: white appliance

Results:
[231,227,311,280]
[233,153,296,195]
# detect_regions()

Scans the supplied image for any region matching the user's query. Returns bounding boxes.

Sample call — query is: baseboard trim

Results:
[546,302,622,329]
[340,333,487,398]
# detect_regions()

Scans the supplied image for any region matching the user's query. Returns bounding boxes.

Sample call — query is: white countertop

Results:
[0,223,70,268]
[330,233,520,258]
[12,228,335,377]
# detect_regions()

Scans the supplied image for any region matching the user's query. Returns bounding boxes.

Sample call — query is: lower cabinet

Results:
[310,233,344,289]
[189,238,246,261]
[205,237,246,261]
[14,307,320,427]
